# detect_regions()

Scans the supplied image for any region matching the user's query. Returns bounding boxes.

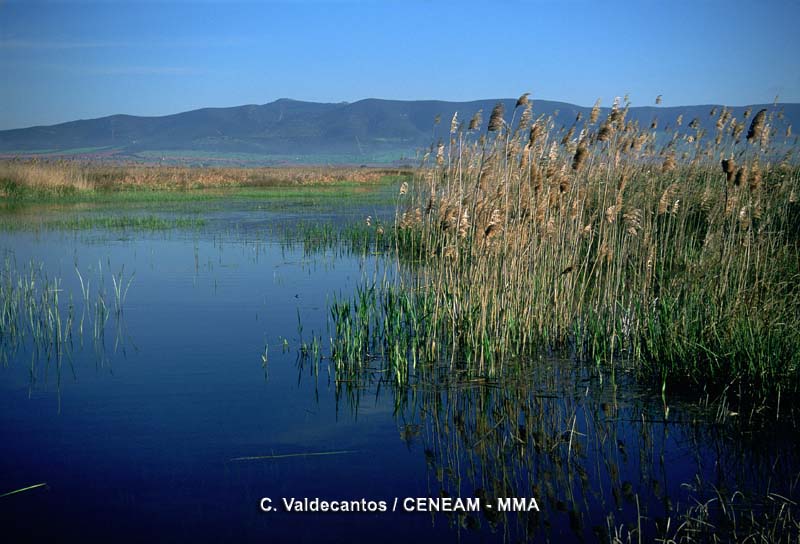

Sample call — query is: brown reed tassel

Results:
[572,143,588,170]
[488,103,505,132]
[662,152,676,173]
[734,166,746,187]
[589,99,601,124]
[469,110,483,131]
[721,158,736,183]
[747,108,767,143]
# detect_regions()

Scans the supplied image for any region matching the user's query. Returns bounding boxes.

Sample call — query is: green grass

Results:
[279,220,395,257]
[0,175,406,206]
[0,214,206,232]
[0,258,129,402]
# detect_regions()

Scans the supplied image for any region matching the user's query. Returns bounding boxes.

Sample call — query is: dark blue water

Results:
[1,202,797,543]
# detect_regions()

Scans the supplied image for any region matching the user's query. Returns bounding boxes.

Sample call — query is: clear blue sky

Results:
[1,0,799,130]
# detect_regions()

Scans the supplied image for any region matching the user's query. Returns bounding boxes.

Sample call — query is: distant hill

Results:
[0,98,797,165]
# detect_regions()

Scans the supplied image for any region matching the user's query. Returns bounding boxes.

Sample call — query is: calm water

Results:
[0,199,797,543]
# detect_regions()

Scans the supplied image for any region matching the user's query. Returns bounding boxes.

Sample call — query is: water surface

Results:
[1,198,797,543]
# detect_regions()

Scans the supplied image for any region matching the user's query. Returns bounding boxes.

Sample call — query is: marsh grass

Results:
[0,160,410,201]
[0,259,131,405]
[327,94,799,403]
[279,220,397,258]
[300,101,799,544]
[0,214,206,232]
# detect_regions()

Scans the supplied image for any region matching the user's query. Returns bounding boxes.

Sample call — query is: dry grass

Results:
[387,94,799,395]
[0,160,405,197]
[0,161,92,194]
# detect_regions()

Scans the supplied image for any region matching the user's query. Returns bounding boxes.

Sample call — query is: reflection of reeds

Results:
[313,340,800,542]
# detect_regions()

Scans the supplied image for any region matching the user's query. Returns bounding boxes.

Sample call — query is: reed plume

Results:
[747,109,768,143]
[734,166,746,187]
[488,103,505,132]
[721,158,736,182]
[589,99,601,124]
[469,110,483,131]
[572,143,588,170]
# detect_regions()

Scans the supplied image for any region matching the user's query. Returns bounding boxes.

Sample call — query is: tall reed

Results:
[348,94,800,398]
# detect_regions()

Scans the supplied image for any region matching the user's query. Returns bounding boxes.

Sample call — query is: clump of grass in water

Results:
[328,92,799,408]
[0,215,206,232]
[0,258,132,406]
[279,220,394,258]
[0,260,75,368]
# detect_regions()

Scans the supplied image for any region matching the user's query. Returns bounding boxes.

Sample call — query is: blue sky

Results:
[1,0,799,130]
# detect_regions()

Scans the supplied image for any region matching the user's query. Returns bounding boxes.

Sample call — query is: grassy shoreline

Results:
[0,161,411,203]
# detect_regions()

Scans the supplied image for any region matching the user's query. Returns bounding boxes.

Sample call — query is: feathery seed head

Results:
[488,102,505,132]
[469,110,483,131]
[572,143,588,170]
[747,108,768,143]
[590,99,601,124]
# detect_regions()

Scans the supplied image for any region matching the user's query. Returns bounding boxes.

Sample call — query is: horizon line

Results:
[2,96,797,132]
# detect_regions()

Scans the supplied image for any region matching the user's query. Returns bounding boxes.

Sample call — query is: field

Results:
[0,160,408,197]
[0,99,799,542]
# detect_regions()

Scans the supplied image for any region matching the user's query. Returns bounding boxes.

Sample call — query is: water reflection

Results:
[313,347,800,542]
[1,199,797,543]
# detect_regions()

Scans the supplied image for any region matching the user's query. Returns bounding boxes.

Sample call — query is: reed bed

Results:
[330,94,799,401]
[0,160,407,199]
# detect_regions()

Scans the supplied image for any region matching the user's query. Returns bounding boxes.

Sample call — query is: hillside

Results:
[1,98,797,165]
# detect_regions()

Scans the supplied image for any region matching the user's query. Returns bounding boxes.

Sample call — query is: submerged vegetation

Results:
[327,94,799,406]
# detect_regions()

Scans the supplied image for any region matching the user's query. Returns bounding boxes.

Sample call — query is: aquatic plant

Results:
[0,215,206,232]
[347,92,800,401]
[0,258,132,401]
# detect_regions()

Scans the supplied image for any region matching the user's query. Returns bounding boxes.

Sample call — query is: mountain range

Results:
[1,98,797,165]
